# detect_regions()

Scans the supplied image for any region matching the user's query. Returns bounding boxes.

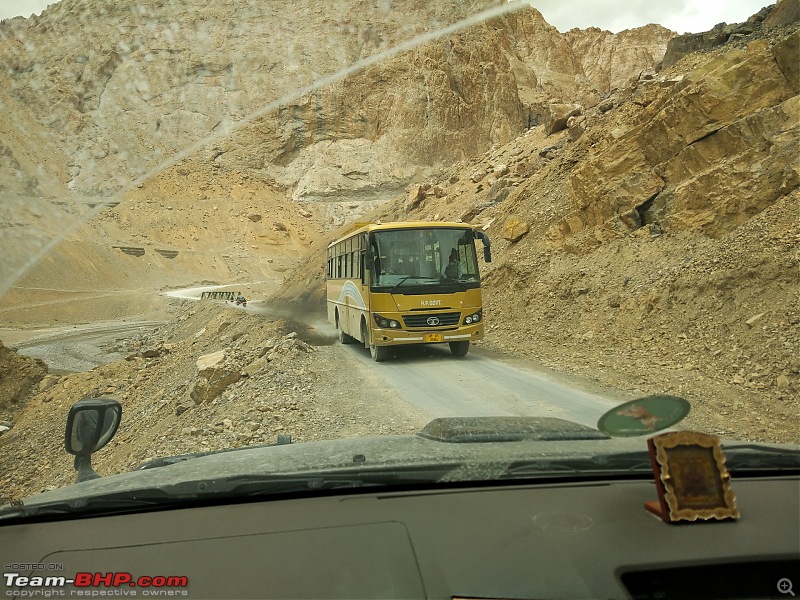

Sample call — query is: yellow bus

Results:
[326,221,491,361]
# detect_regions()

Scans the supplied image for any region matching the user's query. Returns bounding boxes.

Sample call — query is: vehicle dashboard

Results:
[3,474,798,599]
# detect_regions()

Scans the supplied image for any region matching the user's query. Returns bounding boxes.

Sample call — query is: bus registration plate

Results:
[425,333,443,343]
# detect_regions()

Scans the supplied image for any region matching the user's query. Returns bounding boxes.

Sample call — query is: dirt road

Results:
[349,344,623,426]
[265,303,628,428]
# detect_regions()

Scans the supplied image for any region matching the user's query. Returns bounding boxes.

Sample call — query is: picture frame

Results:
[645,431,740,523]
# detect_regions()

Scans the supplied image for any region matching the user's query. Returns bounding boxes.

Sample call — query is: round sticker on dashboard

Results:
[597,395,691,437]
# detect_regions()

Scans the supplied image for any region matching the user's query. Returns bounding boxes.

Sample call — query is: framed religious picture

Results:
[644,431,740,523]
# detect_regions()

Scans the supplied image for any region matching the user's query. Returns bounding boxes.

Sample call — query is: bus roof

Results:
[327,221,480,248]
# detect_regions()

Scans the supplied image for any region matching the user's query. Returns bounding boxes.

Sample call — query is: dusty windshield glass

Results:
[372,228,479,286]
[0,0,798,507]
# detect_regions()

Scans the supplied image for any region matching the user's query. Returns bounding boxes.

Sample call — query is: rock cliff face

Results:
[222,15,528,207]
[554,32,799,247]
[0,0,672,209]
[564,25,671,94]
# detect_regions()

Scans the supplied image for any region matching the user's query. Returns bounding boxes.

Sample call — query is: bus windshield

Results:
[371,227,480,290]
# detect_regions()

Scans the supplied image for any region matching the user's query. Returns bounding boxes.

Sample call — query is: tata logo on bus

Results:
[427,317,440,326]
[420,300,441,306]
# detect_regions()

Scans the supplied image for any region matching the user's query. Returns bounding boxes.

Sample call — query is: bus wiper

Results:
[384,276,440,293]
[389,276,413,293]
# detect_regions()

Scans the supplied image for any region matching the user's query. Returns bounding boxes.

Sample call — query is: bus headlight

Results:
[464,310,482,325]
[373,313,401,329]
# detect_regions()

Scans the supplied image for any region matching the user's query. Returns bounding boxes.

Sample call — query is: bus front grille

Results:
[402,312,461,328]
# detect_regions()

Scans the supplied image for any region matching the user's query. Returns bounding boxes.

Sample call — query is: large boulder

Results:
[189,350,241,404]
[542,103,583,135]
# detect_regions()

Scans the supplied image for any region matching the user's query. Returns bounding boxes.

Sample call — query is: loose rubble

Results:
[0,302,424,503]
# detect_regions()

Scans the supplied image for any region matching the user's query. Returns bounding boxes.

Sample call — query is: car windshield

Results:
[0,0,798,514]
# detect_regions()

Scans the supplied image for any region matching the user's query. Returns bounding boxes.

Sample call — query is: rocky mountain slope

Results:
[0,0,672,323]
[0,0,671,202]
[272,15,800,442]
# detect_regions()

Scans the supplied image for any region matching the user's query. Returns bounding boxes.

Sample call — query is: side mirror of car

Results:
[65,398,122,483]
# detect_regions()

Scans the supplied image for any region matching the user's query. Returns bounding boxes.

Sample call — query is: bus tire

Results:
[370,343,389,362]
[449,341,470,356]
[336,311,352,344]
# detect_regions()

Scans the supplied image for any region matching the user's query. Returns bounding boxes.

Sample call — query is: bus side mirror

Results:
[365,250,373,270]
[65,398,122,483]
[476,231,492,263]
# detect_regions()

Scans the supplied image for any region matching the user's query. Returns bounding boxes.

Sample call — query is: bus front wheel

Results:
[370,343,389,362]
[449,341,470,357]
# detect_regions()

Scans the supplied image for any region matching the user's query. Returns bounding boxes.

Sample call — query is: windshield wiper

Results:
[388,276,438,293]
[502,451,654,479]
[137,436,292,470]
[502,446,800,480]
[721,444,800,472]
[0,467,457,521]
[389,276,413,293]
[0,494,173,520]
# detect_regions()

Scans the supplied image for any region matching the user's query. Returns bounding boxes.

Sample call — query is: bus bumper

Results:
[371,324,484,346]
